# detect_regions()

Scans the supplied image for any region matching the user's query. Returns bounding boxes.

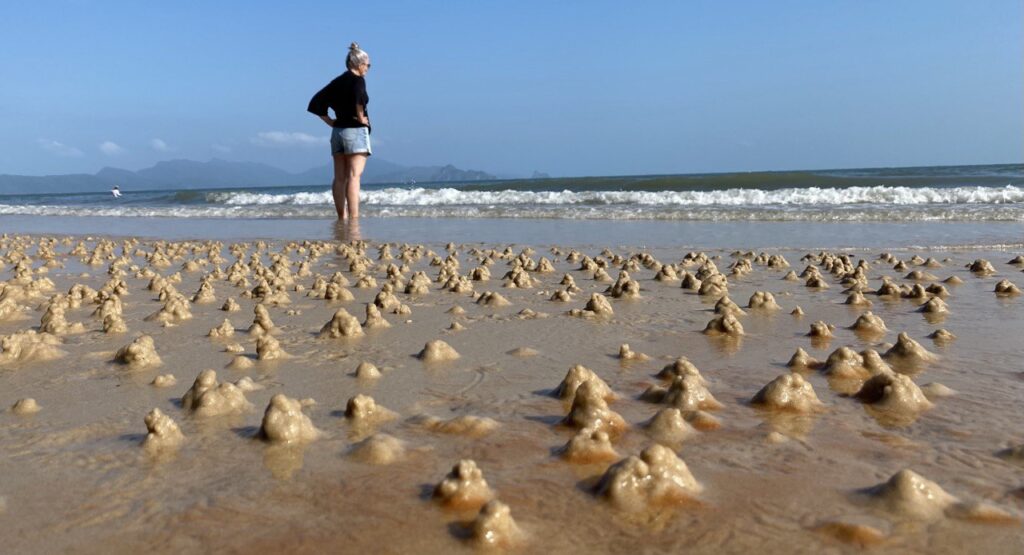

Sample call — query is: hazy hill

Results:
[0,158,498,194]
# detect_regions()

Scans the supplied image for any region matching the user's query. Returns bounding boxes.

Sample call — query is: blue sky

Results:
[1,0,1021,177]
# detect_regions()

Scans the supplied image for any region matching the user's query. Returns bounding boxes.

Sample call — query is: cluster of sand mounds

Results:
[819,347,890,380]
[208,319,234,339]
[181,369,251,417]
[595,444,703,511]
[257,394,319,444]
[713,296,745,316]
[562,380,626,436]
[605,271,641,299]
[861,469,1018,523]
[142,408,184,451]
[751,373,824,412]
[114,335,162,368]
[0,330,64,365]
[433,459,494,509]
[807,320,835,338]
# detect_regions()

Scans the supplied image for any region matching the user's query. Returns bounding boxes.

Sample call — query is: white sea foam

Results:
[207,185,1024,207]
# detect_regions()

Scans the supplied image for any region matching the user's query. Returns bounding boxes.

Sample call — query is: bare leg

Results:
[331,153,348,219]
[345,153,367,219]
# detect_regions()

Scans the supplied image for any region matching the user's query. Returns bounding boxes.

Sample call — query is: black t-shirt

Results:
[307,71,369,129]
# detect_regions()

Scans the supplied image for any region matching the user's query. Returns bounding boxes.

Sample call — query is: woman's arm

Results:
[355,104,369,126]
[307,80,335,125]
[319,114,335,127]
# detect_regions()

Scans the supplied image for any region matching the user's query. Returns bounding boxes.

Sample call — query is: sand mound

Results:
[862,469,957,520]
[433,459,494,509]
[807,321,835,338]
[11,398,41,415]
[664,374,723,411]
[713,296,745,316]
[655,357,705,382]
[256,335,288,360]
[345,394,398,426]
[786,347,820,370]
[350,433,407,465]
[618,343,649,361]
[844,291,872,307]
[150,374,177,388]
[883,332,936,363]
[560,427,620,464]
[554,364,614,401]
[319,308,364,338]
[417,339,460,362]
[967,259,996,275]
[563,380,626,436]
[142,408,184,451]
[102,313,127,334]
[928,329,957,342]
[855,373,933,415]
[476,291,511,307]
[247,303,275,336]
[417,414,500,437]
[208,319,234,339]
[221,298,240,312]
[114,335,162,368]
[471,500,523,548]
[849,312,887,335]
[569,293,614,318]
[181,369,252,417]
[354,361,382,379]
[747,291,781,310]
[751,373,823,412]
[643,408,696,445]
[790,306,805,316]
[703,313,744,336]
[363,303,391,329]
[595,444,703,511]
[994,279,1021,295]
[257,394,320,444]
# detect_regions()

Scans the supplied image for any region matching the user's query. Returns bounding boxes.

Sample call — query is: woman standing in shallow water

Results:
[308,42,372,220]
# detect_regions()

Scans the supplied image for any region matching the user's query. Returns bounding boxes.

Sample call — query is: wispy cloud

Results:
[250,131,322,147]
[211,143,232,153]
[36,139,84,157]
[99,141,125,155]
[150,138,172,152]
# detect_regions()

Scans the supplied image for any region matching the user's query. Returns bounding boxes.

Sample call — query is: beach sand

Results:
[2,231,1023,553]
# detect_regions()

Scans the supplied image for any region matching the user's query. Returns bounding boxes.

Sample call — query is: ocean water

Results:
[2,164,1022,248]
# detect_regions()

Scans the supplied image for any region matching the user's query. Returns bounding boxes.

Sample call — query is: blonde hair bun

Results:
[349,42,361,52]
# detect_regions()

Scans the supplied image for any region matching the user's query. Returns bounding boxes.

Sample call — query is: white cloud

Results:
[211,143,232,153]
[150,138,172,152]
[250,131,322,147]
[99,141,125,155]
[36,139,84,157]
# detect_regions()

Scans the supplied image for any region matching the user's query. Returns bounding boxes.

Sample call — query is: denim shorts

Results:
[331,127,372,156]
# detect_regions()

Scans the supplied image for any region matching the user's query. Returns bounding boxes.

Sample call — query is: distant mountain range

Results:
[0,158,499,194]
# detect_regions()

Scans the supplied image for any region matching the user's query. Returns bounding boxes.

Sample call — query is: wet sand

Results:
[2,234,1023,553]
